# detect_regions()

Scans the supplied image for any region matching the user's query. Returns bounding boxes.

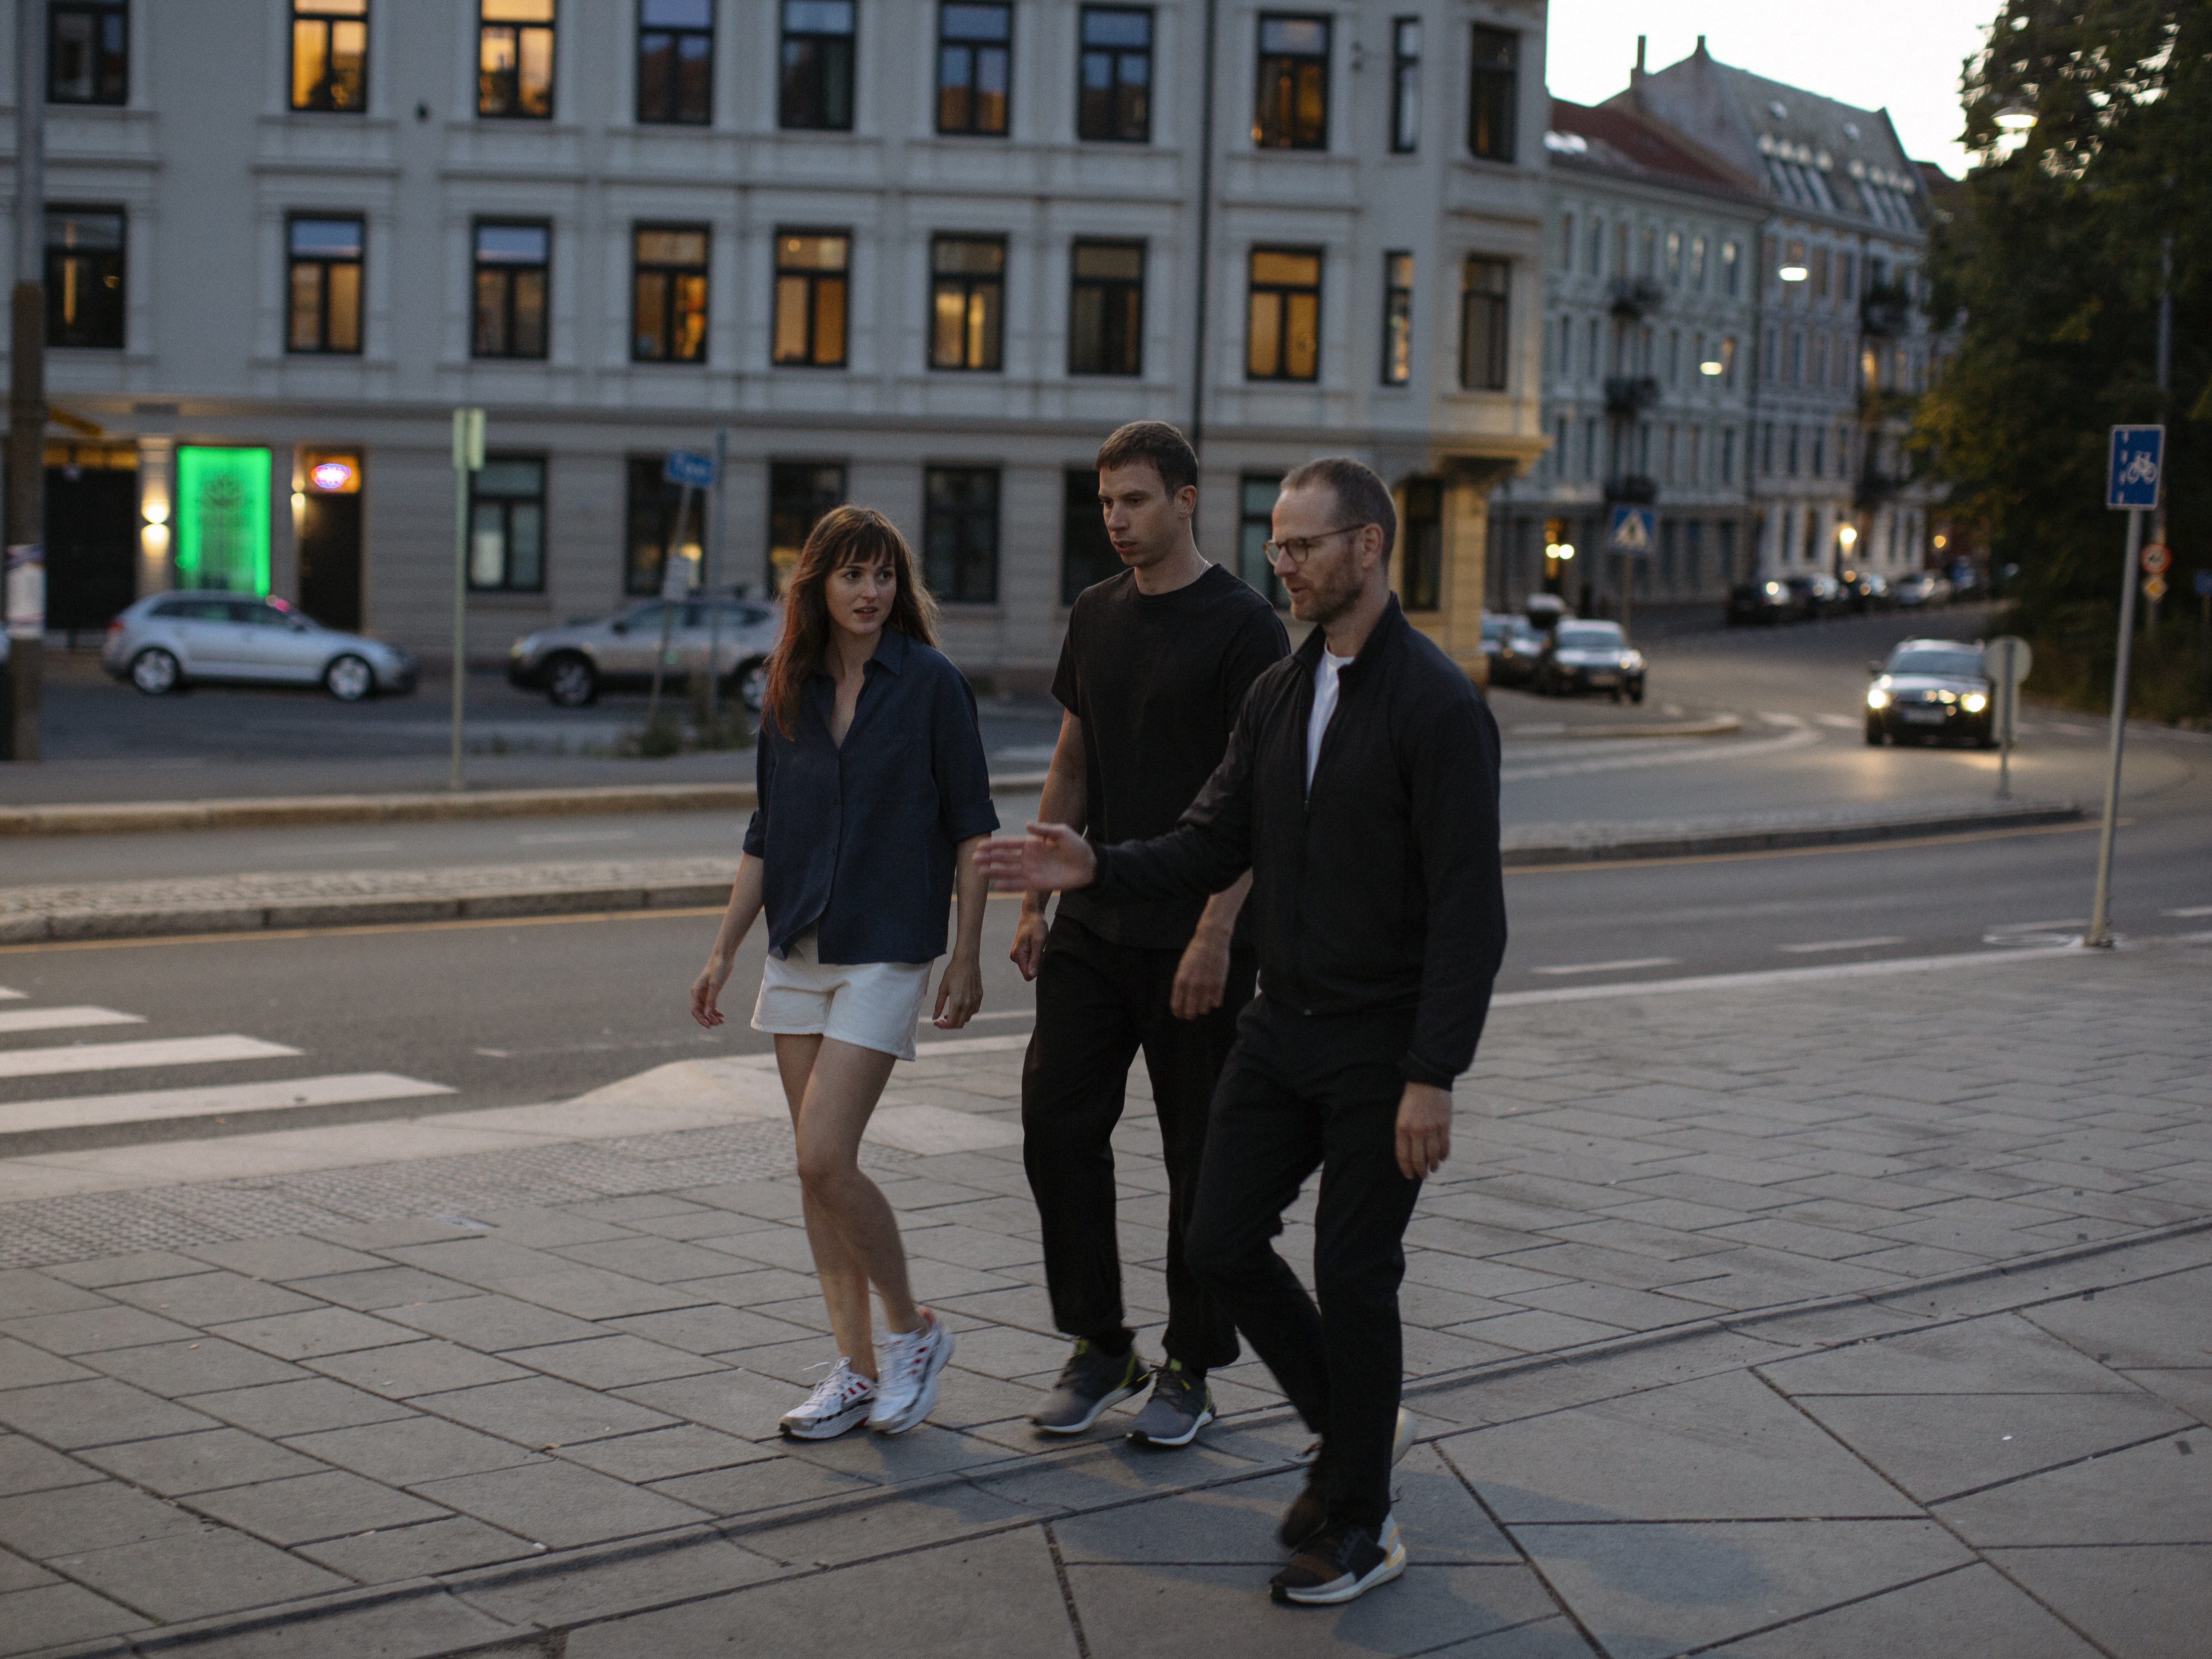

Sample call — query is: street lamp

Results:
[1838,524,1858,552]
[1778,263,1809,283]
[1699,359,1725,376]
[1993,102,2037,132]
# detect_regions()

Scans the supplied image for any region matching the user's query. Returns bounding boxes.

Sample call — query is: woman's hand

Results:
[690,955,734,1029]
[933,949,983,1030]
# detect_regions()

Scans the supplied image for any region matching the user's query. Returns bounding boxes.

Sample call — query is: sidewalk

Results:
[0,942,2205,1656]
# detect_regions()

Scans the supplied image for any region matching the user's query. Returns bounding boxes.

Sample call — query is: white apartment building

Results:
[1488,92,1763,615]
[8,0,1551,686]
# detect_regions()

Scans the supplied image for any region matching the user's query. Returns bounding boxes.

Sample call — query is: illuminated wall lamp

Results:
[1778,264,1809,282]
[141,499,169,526]
[1546,542,1576,562]
[1699,359,1725,376]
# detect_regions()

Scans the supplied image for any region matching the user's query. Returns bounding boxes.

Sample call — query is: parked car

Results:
[508,596,782,709]
[1784,572,1848,618]
[1726,579,1802,626]
[102,593,416,700]
[1894,572,1954,609]
[1523,592,1571,635]
[1479,613,1513,677]
[1865,637,1994,747]
[1838,569,1895,612]
[1489,617,1549,687]
[1535,620,1645,702]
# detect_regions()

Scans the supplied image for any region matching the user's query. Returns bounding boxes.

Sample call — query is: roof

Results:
[1543,98,1761,206]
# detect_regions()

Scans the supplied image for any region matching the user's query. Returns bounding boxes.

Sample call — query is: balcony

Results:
[1603,474,1658,504]
[1603,375,1661,418]
[1609,278,1666,319]
[1861,283,1912,337]
[1855,467,1910,508]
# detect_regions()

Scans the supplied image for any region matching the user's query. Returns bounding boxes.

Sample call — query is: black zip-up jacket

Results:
[1089,595,1506,1087]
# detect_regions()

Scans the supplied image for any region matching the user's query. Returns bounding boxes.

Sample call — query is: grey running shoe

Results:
[1030,1338,1149,1435]
[1270,1520,1407,1606]
[1124,1359,1216,1447]
[1279,1410,1417,1548]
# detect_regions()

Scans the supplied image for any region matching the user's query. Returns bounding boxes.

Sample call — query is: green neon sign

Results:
[174,446,272,595]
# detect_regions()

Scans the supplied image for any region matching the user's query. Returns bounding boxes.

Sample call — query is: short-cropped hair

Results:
[1096,420,1199,497]
[1281,456,1398,556]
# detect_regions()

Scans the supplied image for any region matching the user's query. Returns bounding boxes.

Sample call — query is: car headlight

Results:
[1963,692,1987,713]
[1866,689,1889,710]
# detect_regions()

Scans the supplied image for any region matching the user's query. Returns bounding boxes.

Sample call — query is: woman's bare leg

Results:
[774,1034,919,1382]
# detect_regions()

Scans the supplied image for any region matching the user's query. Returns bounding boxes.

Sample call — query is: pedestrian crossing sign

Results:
[1607,505,1657,556]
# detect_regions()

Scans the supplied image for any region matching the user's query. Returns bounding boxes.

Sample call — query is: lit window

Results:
[1247,246,1321,381]
[292,0,368,113]
[632,224,709,363]
[479,0,555,119]
[930,236,1006,371]
[1381,251,1413,385]
[1254,15,1329,151]
[773,232,849,367]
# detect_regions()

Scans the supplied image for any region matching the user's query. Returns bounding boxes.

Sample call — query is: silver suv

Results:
[508,597,782,709]
[102,593,416,701]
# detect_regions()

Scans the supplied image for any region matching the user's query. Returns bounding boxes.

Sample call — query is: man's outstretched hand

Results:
[978,823,1098,894]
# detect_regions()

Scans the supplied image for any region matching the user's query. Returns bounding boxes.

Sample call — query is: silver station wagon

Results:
[508,597,783,709]
[102,593,417,701]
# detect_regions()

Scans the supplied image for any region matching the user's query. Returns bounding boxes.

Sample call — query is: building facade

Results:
[8,0,1552,684]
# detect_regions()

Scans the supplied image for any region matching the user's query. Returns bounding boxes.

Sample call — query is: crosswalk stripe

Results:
[1757,712,1807,727]
[0,1006,147,1037]
[0,988,23,1001]
[0,1072,454,1137]
[0,1034,300,1081]
[1814,713,1860,729]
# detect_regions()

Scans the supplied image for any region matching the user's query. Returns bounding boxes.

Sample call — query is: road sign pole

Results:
[449,408,485,793]
[706,428,727,720]
[645,483,693,732]
[1996,639,2013,801]
[2085,507,2144,947]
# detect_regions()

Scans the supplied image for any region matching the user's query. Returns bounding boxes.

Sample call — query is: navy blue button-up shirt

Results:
[743,627,998,965]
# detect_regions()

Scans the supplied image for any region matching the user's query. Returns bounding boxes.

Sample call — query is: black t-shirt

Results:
[1052,563,1289,948]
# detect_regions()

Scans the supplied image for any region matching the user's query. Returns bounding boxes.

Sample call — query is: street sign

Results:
[664,450,716,489]
[1606,504,1656,556]
[2107,425,2164,509]
[5,545,43,639]
[1987,634,2031,746]
[2143,574,2168,603]
[2196,569,2212,597]
[2142,543,2171,575]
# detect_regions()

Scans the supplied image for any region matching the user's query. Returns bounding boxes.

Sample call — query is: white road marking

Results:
[0,1035,300,1080]
[0,1007,146,1037]
[1495,944,2084,1007]
[1988,918,2086,933]
[518,830,638,846]
[0,988,24,1001]
[1757,712,1807,727]
[1501,725,1818,784]
[1814,713,1861,730]
[1777,936,1908,953]
[2164,905,2212,918]
[0,1073,453,1136]
[1530,957,1681,976]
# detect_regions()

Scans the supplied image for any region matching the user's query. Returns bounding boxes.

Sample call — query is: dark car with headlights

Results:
[1785,571,1847,618]
[1865,638,1994,747]
[1727,579,1803,626]
[1489,616,1548,687]
[1838,569,1895,612]
[1535,620,1645,702]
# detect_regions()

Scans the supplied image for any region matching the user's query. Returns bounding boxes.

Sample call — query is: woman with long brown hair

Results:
[690,505,996,1439]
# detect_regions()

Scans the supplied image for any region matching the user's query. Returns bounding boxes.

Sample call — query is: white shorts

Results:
[751,930,935,1062]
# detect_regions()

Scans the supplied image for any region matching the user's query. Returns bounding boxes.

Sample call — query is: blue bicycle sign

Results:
[2107,426,2164,509]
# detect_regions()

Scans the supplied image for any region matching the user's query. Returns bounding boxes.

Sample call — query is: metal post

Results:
[6,0,45,763]
[705,427,726,719]
[1618,547,1633,640]
[644,483,691,731]
[1994,636,2015,801]
[449,408,483,791]
[2084,508,2144,947]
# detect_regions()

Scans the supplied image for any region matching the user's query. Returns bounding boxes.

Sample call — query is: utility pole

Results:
[448,408,484,791]
[5,0,45,763]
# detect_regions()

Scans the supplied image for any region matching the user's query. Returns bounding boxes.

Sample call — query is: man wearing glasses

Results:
[981,457,1506,1608]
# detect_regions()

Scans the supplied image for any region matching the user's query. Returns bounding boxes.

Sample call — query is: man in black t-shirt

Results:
[1015,421,1288,1446]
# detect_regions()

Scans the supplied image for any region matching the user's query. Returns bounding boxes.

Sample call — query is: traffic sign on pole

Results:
[1606,505,1656,554]
[2196,569,2212,597]
[664,450,716,489]
[2141,543,2170,575]
[2106,425,2164,509]
[2143,574,2168,604]
[1987,634,2031,799]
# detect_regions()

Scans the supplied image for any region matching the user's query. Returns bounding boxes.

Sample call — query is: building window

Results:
[1253,15,1328,151]
[923,466,999,602]
[472,221,550,359]
[1247,246,1320,381]
[1722,239,1740,297]
[772,232,849,367]
[292,0,368,112]
[625,456,705,595]
[931,236,1006,371]
[287,216,364,355]
[44,207,124,350]
[1467,25,1516,161]
[1665,230,1682,285]
[1400,478,1443,611]
[1720,426,1736,484]
[479,0,555,119]
[1237,475,1288,604]
[468,456,546,591]
[1381,251,1413,386]
[768,462,847,593]
[1689,234,1706,289]
[637,0,713,125]
[1069,239,1144,376]
[938,2,1011,136]
[48,0,127,105]
[632,224,709,363]
[1077,6,1152,142]
[1062,468,1121,603]
[1389,17,1419,153]
[780,0,855,131]
[1459,256,1509,391]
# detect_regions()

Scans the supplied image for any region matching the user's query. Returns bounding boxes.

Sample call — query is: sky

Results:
[1542,2,2002,178]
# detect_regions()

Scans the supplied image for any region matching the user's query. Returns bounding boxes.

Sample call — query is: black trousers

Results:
[1021,916,1250,1372]
[1185,1000,1424,1531]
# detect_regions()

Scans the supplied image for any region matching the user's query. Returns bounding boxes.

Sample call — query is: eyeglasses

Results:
[1261,524,1369,565]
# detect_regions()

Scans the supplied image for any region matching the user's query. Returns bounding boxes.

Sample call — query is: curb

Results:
[0,771,1052,839]
[1499,799,2082,867]
[1540,715,1742,740]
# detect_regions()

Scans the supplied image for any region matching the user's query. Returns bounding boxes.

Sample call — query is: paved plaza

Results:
[0,940,2206,1656]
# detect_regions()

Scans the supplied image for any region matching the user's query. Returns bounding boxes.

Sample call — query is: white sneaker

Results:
[779,1358,874,1440]
[868,1310,953,1434]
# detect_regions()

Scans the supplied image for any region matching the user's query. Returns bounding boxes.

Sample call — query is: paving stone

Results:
[0,1481,198,1556]
[182,1468,449,1546]
[43,1253,212,1290]
[1799,1391,2191,1504]
[181,1377,414,1437]
[85,1337,308,1398]
[0,1582,149,1654]
[615,1369,807,1444]
[605,1304,820,1357]
[410,1458,711,1548]
[377,1239,699,1320]
[649,1452,880,1517]
[0,1336,95,1391]
[281,1266,483,1311]
[1760,1312,2146,1396]
[2118,1367,2212,1428]
[2018,1269,2212,1369]
[295,1513,543,1582]
[553,1236,776,1284]
[0,1552,54,1594]
[553,1424,779,1483]
[772,1421,1021,1487]
[381,1292,605,1352]
[1934,1432,2212,1545]
[51,1525,351,1622]
[503,1334,726,1389]
[413,1375,677,1447]
[0,1435,101,1496]
[208,1307,423,1362]
[1986,1544,2212,1659]
[0,1378,219,1448]
[103,1273,322,1327]
[1709,1560,2100,1658]
[735,1480,1036,1570]
[284,1416,545,1486]
[185,1236,388,1282]
[76,1428,326,1497]
[564,1526,1074,1659]
[0,1306,202,1356]
[443,1529,782,1627]
[307,1339,532,1399]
